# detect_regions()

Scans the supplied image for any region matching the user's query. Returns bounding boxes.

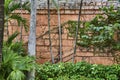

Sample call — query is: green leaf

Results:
[51,0,58,10]
[7,70,25,80]
[6,31,19,45]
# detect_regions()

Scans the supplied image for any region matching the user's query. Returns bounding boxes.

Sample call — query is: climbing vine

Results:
[67,5,120,63]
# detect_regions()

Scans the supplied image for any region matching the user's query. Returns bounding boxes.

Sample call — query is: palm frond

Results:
[1,47,35,80]
[5,0,30,15]
[2,48,19,66]
[4,0,30,32]
[52,0,58,10]
[8,2,21,14]
[22,1,31,12]
[4,0,12,7]
[6,31,19,45]
[7,70,25,80]
[9,14,28,32]
[10,42,25,55]
[4,0,12,15]
[15,56,35,71]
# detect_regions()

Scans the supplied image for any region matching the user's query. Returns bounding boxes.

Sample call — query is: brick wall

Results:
[8,9,114,65]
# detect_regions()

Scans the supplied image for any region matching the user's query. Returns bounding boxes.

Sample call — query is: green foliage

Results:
[7,70,25,80]
[6,31,19,45]
[4,0,30,32]
[36,62,120,80]
[0,33,37,80]
[51,0,58,10]
[4,31,26,55]
[67,6,120,59]
[0,46,35,80]
[68,5,120,48]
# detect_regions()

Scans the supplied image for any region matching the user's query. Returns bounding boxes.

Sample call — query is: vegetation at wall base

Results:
[36,61,120,80]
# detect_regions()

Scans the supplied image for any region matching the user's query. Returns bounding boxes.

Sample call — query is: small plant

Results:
[0,33,37,80]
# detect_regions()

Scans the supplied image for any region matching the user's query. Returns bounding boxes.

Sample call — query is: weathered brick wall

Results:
[8,9,114,65]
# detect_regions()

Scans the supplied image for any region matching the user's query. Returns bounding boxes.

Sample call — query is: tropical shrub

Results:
[0,48,35,80]
[0,32,37,80]
[36,61,120,80]
[4,31,27,55]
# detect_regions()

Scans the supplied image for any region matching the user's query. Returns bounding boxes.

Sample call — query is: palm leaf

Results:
[52,0,58,10]
[9,1,30,13]
[6,31,19,45]
[5,0,30,15]
[2,48,19,66]
[7,70,25,80]
[8,14,28,32]
[22,1,30,12]
[7,2,21,15]
[1,47,35,80]
[4,0,12,15]
[4,0,30,32]
[10,42,25,55]
[14,56,35,71]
